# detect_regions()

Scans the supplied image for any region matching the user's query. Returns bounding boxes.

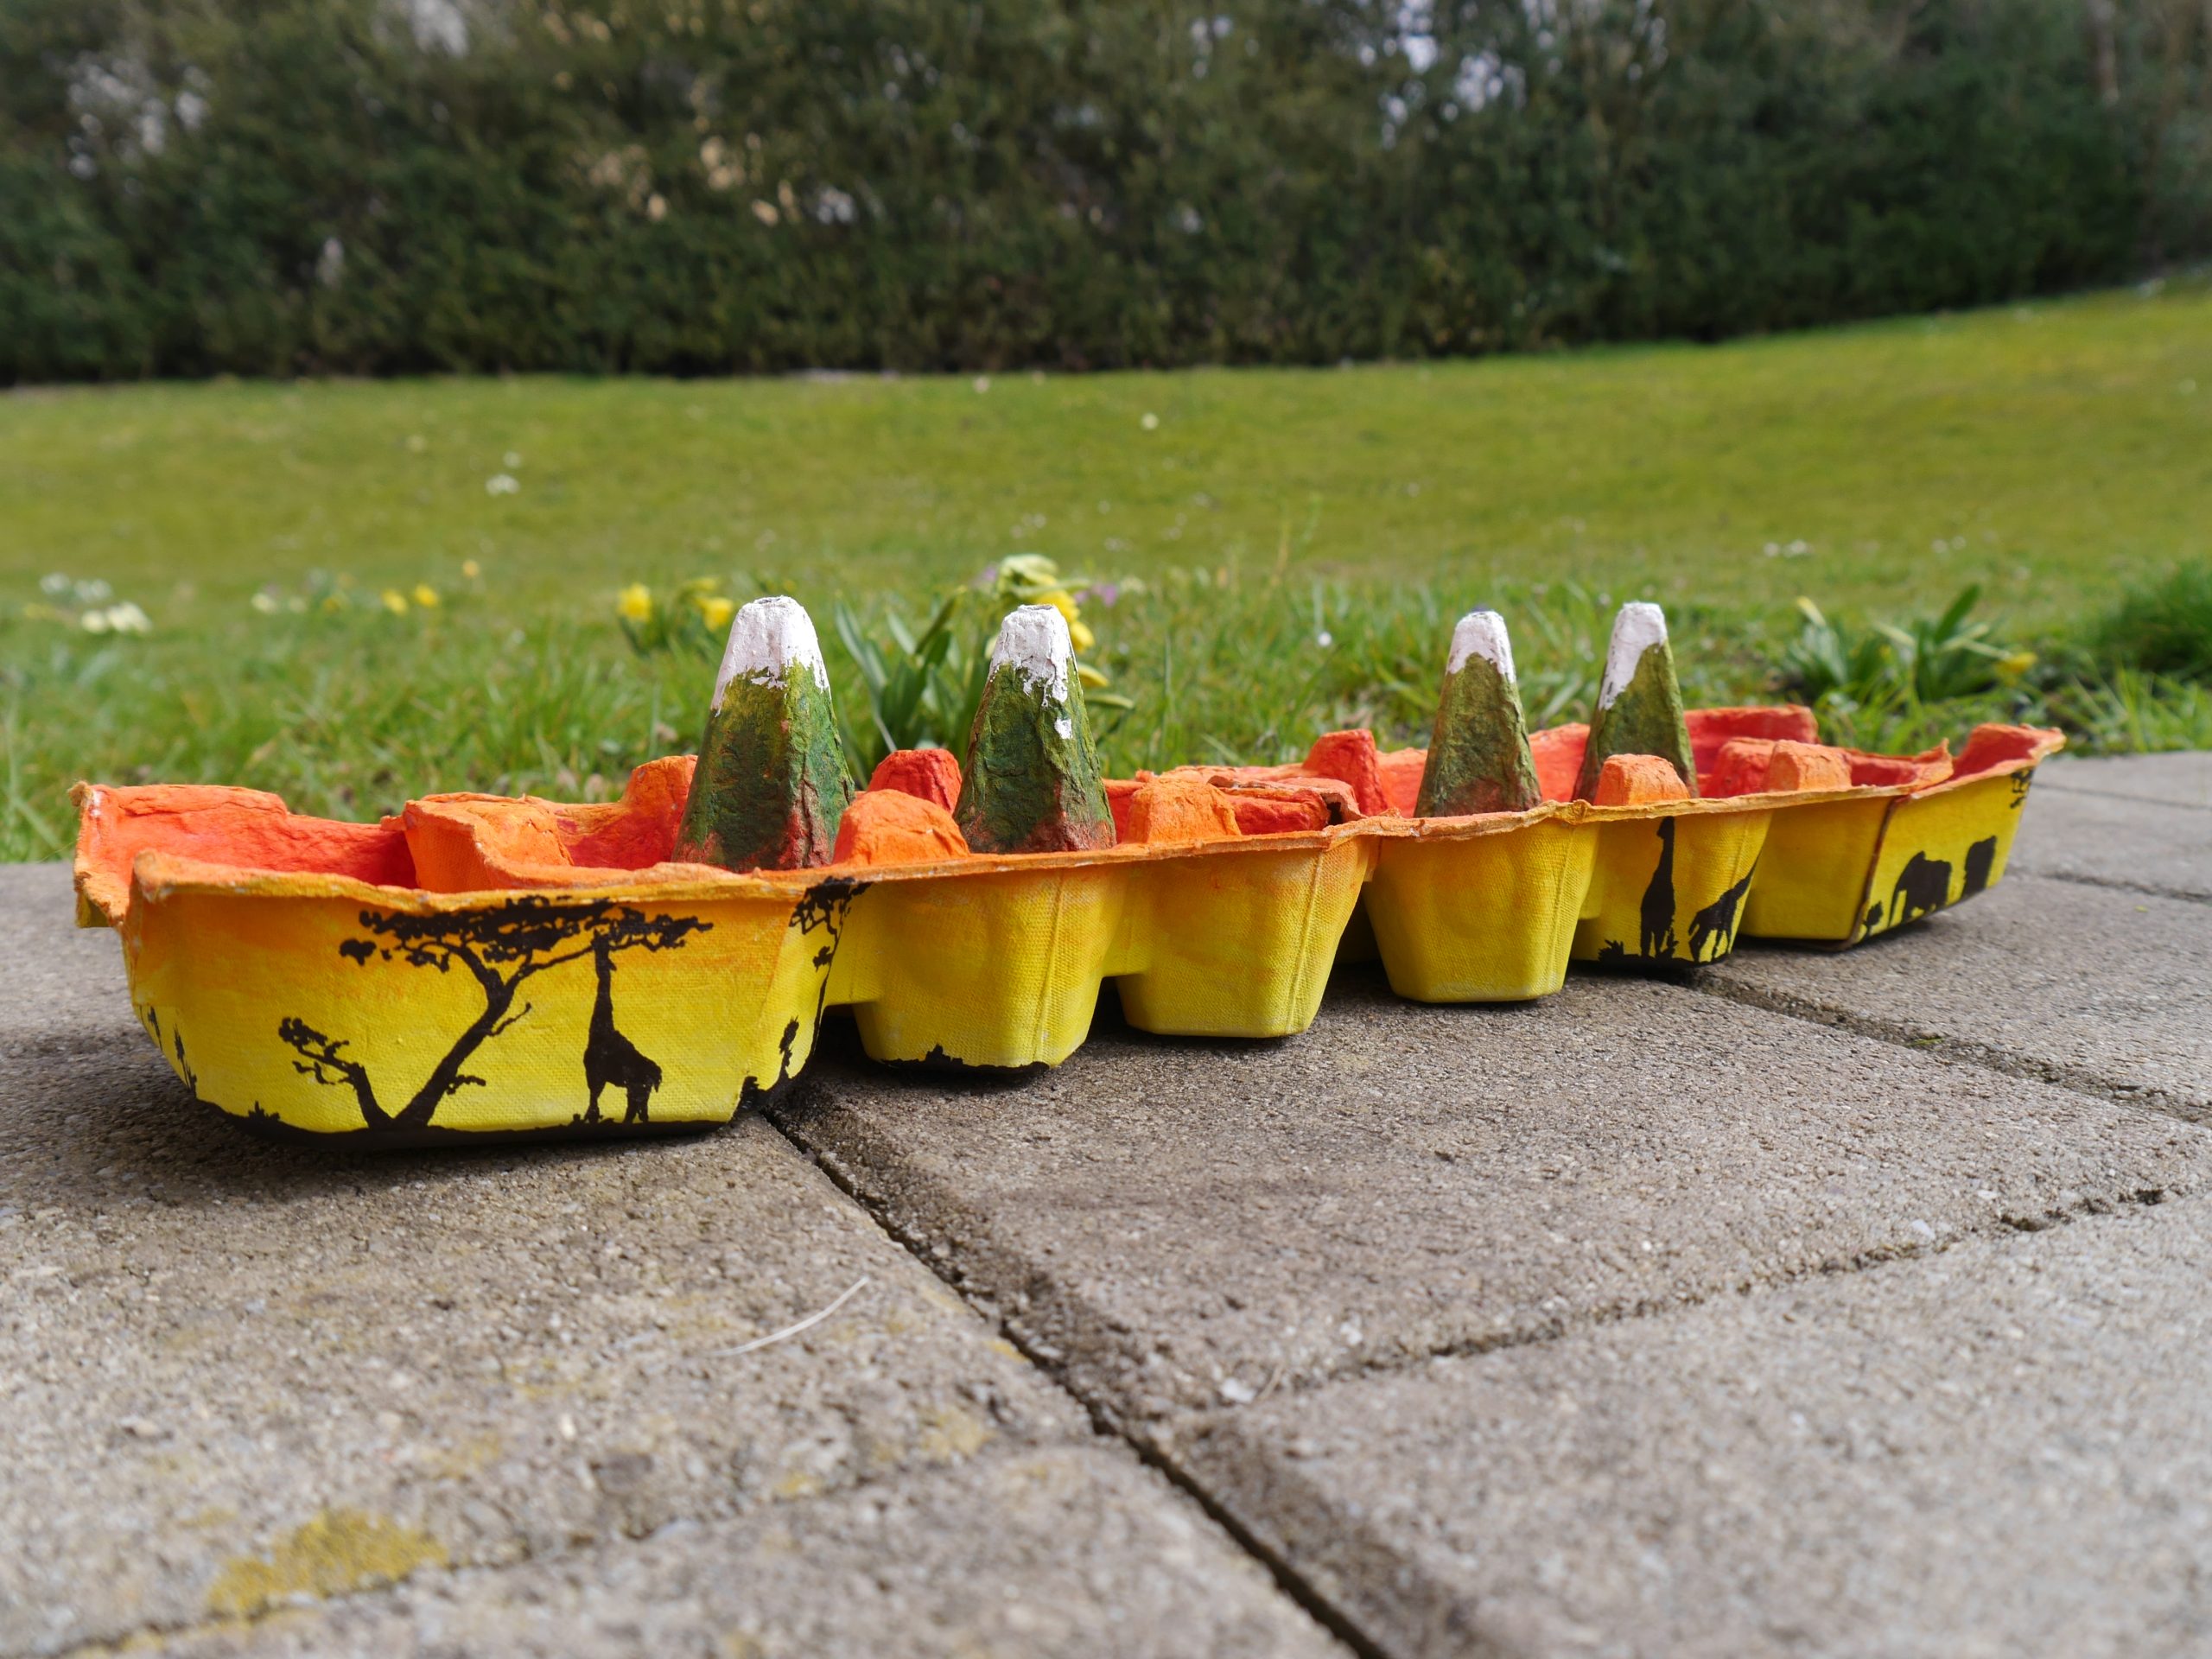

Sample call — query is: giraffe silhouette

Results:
[1687,866,1756,962]
[1639,819,1679,958]
[583,934,663,1124]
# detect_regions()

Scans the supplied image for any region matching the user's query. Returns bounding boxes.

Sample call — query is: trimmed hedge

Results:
[3,0,2205,380]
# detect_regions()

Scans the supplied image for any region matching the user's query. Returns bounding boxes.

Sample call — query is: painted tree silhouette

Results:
[277,899,710,1132]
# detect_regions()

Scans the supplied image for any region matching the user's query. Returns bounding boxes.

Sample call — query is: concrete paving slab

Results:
[143,1443,1343,1659]
[1708,874,2212,1121]
[772,973,2212,1425]
[0,1035,1084,1652]
[2012,785,2212,899]
[0,863,137,1048]
[2039,751,2212,809]
[1168,1195,2212,1659]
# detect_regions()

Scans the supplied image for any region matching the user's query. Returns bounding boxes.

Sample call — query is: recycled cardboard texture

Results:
[72,713,2061,1138]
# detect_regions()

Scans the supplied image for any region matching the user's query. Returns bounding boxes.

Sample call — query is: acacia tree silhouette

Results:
[277,899,710,1132]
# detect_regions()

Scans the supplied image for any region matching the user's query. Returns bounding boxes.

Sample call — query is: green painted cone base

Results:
[1574,601,1699,799]
[1415,609,1542,816]
[674,596,854,870]
[955,605,1115,854]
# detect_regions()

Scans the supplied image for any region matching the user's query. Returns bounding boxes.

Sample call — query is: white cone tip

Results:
[711,595,830,710]
[988,604,1072,701]
[1445,608,1516,684]
[1598,601,1669,709]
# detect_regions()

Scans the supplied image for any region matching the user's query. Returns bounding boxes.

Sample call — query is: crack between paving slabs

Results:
[759,1073,2191,1659]
[758,1100,1401,1659]
[2032,780,2212,811]
[1687,971,2211,1128]
[2017,867,2210,906]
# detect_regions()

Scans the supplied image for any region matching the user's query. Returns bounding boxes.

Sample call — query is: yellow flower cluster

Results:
[379,584,442,614]
[615,578,736,653]
[991,554,1109,677]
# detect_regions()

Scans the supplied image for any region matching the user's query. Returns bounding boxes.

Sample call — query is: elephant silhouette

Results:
[1961,836,1998,899]
[1886,850,1952,928]
[1639,820,1679,958]
[1687,868,1756,962]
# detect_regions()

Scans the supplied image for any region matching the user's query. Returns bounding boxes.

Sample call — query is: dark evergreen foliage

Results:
[3,0,2204,381]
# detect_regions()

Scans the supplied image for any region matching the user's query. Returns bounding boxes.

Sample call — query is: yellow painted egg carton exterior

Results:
[71,710,2060,1145]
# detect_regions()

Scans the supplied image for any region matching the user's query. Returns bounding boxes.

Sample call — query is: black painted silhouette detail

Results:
[2009,770,2033,810]
[794,876,865,1050]
[1686,865,1757,963]
[1961,836,1999,899]
[278,898,710,1134]
[1886,850,1952,929]
[583,934,664,1124]
[1639,819,1679,958]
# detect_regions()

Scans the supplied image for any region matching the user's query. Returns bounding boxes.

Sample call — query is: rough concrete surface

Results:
[1169,1195,2212,1659]
[0,870,1103,1655]
[141,1445,1342,1659]
[1707,874,2212,1121]
[2040,751,2212,809]
[2010,786,2211,899]
[0,863,134,1049]
[773,972,2212,1423]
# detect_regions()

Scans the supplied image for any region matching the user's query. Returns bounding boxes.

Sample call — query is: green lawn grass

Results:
[3,281,2209,861]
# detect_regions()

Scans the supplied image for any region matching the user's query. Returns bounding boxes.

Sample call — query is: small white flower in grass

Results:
[1315,629,1333,648]
[251,591,280,614]
[973,375,990,394]
[1140,411,1160,431]
[503,451,522,468]
[105,602,150,634]
[486,474,520,496]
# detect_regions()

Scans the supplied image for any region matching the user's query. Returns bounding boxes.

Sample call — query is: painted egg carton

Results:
[71,708,2059,1143]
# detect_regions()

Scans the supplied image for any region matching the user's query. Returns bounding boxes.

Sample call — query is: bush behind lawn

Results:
[5,0,2209,380]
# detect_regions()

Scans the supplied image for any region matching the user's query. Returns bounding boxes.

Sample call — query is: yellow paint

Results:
[1853,770,2037,944]
[207,1509,445,1617]
[1573,806,1773,966]
[1744,758,2049,944]
[1366,815,1596,1001]
[119,869,842,1141]
[1741,793,1897,941]
[917,1402,995,1462]
[75,729,2062,1126]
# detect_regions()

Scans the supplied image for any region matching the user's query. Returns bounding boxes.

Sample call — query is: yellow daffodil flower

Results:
[380,588,410,615]
[616,583,654,624]
[1077,664,1110,689]
[412,584,440,608]
[1996,649,2037,680]
[697,594,736,632]
[1070,617,1096,652]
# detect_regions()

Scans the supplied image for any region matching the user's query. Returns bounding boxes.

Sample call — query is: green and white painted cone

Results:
[1573,601,1700,799]
[1414,608,1543,816]
[673,595,854,871]
[954,604,1116,854]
